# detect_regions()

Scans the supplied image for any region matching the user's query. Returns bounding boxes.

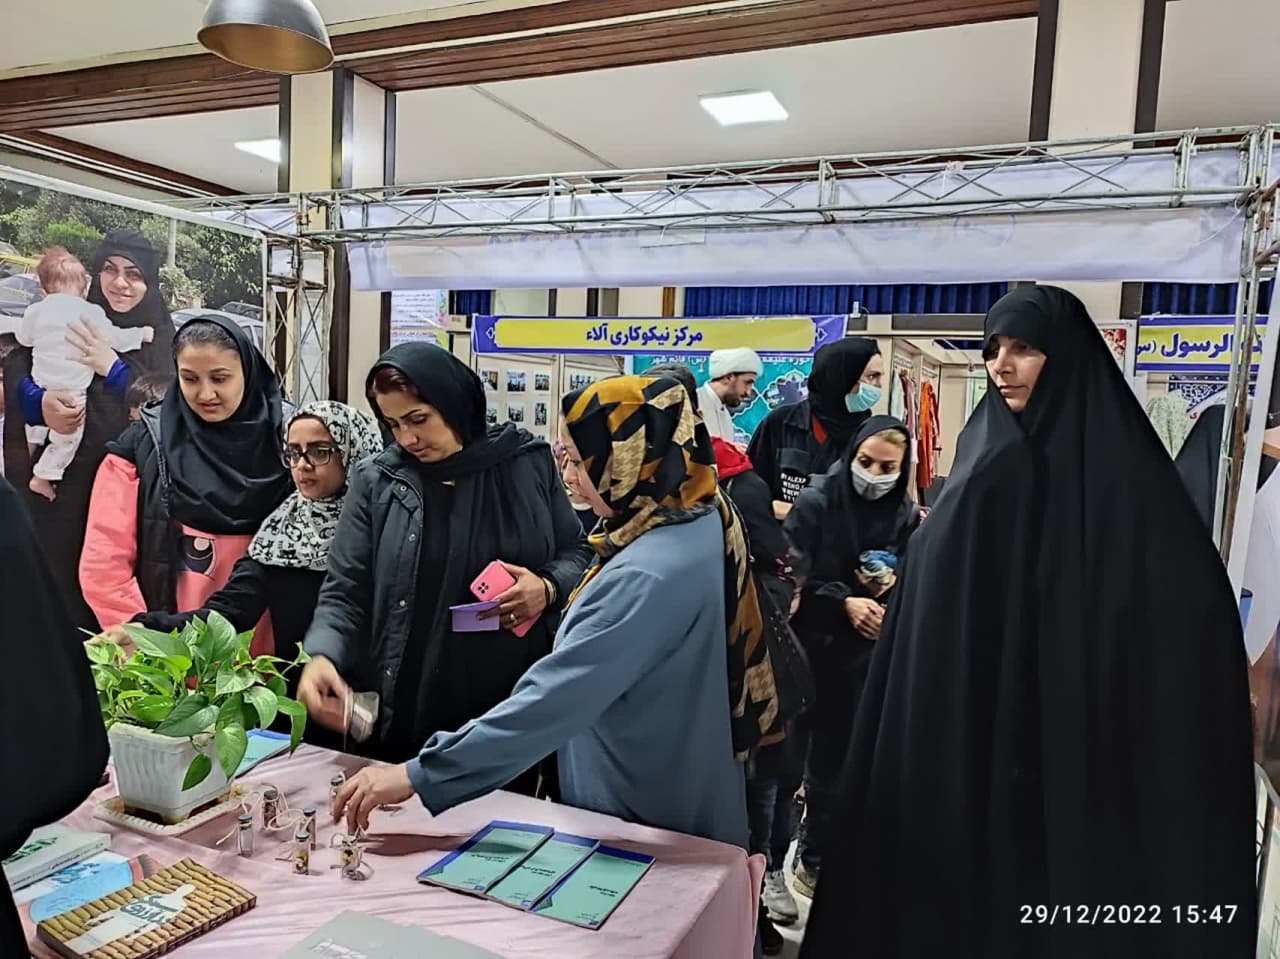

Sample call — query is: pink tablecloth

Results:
[25,745,762,958]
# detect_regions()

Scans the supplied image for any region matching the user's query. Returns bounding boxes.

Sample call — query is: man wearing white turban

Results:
[699,348,762,442]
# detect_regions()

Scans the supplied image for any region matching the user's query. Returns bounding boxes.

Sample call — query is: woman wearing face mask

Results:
[3,230,176,630]
[782,416,919,901]
[78,316,292,649]
[130,402,382,683]
[748,337,883,520]
[297,344,591,784]
[800,286,1254,959]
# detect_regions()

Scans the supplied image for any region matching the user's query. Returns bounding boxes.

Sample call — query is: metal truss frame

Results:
[180,123,1280,560]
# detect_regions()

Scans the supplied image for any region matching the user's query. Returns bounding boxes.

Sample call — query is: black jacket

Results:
[722,469,793,614]
[305,438,592,754]
[747,399,867,506]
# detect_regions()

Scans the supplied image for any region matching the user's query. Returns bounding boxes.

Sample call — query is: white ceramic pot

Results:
[107,723,230,824]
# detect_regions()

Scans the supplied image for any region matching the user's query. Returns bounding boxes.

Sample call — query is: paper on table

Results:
[486,833,598,910]
[235,729,290,778]
[417,821,553,893]
[531,846,655,930]
[280,910,505,959]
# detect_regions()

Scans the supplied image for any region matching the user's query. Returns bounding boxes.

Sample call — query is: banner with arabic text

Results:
[472,314,848,356]
[1136,315,1266,373]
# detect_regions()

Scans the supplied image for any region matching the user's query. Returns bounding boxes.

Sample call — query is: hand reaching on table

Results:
[334,764,416,833]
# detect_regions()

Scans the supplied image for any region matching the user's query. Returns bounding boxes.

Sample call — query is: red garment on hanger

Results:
[917,381,941,490]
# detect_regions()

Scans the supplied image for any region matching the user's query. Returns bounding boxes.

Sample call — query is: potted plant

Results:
[85,612,309,824]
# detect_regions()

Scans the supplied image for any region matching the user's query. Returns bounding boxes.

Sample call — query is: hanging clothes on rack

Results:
[917,380,940,492]
[898,368,918,438]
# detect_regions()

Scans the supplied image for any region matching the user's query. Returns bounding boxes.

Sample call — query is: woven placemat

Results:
[37,857,256,958]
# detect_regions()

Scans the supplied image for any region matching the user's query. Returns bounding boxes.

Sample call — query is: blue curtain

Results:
[1143,281,1274,316]
[450,290,493,315]
[683,283,1009,317]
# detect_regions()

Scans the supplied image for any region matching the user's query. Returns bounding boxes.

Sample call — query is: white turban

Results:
[708,348,763,380]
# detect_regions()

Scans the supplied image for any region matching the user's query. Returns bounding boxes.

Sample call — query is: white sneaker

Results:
[762,869,799,924]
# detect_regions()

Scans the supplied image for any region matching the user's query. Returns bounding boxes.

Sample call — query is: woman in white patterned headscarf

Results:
[135,401,383,681]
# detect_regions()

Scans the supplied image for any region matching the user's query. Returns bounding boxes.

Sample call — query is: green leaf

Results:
[276,697,307,754]
[214,721,248,780]
[127,665,175,696]
[122,626,188,660]
[155,694,215,737]
[84,642,114,666]
[160,655,193,685]
[128,694,176,727]
[206,613,237,670]
[243,686,278,730]
[215,666,257,697]
[235,629,256,659]
[182,753,212,791]
[266,675,287,699]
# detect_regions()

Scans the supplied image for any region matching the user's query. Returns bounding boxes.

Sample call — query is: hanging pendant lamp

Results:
[199,0,335,74]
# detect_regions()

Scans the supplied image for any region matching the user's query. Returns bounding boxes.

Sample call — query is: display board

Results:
[389,290,448,345]
[632,353,811,443]
[476,354,557,442]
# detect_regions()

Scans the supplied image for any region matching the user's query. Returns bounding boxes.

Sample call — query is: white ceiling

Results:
[31,0,1280,196]
[54,107,279,194]
[0,0,511,73]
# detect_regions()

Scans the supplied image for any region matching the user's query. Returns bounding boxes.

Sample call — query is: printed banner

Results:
[472,314,847,356]
[1136,315,1266,373]
[634,353,813,442]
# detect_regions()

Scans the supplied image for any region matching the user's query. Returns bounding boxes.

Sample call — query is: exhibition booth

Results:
[3,121,1279,956]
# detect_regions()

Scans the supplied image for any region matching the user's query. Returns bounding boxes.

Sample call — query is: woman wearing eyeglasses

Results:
[130,402,382,688]
[79,315,293,655]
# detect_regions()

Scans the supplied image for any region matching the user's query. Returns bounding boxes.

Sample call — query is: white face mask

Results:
[851,461,900,501]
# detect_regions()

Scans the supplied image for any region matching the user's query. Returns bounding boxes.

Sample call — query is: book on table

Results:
[36,857,256,959]
[2,825,110,892]
[418,821,655,929]
[282,911,506,959]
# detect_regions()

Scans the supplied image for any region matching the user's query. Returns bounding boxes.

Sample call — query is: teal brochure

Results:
[235,729,290,778]
[418,822,554,894]
[486,833,599,910]
[530,846,655,929]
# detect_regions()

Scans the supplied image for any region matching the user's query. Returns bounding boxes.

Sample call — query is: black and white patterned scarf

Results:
[248,401,383,571]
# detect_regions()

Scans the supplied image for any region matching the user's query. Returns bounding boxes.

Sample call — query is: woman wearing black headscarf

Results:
[0,475,108,954]
[748,337,882,518]
[297,344,591,787]
[3,230,175,629]
[783,415,920,900]
[78,315,290,652]
[801,286,1255,958]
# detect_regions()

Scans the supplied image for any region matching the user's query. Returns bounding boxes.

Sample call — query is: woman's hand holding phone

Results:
[297,655,352,733]
[477,561,548,632]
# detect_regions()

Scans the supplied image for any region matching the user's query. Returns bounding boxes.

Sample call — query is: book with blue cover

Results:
[529,846,655,929]
[417,821,553,894]
[486,833,599,910]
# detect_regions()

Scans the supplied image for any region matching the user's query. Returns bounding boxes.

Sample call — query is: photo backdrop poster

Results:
[634,353,813,443]
[0,169,265,631]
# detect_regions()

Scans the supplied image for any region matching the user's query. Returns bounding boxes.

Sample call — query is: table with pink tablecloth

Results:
[24,745,762,958]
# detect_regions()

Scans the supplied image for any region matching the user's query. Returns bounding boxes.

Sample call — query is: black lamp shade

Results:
[199,0,335,74]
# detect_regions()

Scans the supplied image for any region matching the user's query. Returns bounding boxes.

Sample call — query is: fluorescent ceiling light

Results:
[235,138,281,163]
[699,90,788,127]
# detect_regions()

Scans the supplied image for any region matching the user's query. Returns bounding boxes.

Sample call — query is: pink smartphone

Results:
[469,561,537,637]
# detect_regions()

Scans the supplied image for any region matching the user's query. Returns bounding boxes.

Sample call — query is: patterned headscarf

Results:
[562,375,783,759]
[248,401,384,571]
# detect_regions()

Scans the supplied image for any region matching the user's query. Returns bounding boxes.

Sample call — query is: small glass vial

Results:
[261,787,279,829]
[292,827,310,874]
[329,775,345,806]
[236,813,254,857]
[303,806,318,850]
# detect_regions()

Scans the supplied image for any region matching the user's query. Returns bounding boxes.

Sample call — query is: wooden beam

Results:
[5,131,239,196]
[0,0,1035,131]
[354,0,1038,91]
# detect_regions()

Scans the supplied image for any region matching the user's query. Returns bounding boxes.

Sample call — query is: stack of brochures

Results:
[417,821,655,930]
